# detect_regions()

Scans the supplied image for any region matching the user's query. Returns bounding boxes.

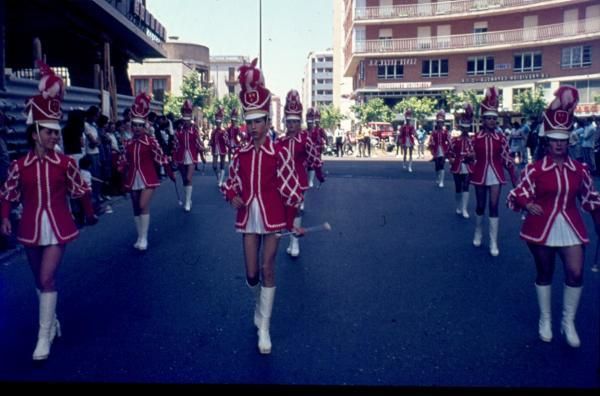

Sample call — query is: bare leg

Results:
[528,243,556,285]
[26,247,44,290]
[138,188,155,215]
[475,186,488,216]
[37,245,66,292]
[243,234,261,281]
[488,184,501,217]
[130,190,141,216]
[261,234,279,287]
[557,245,584,287]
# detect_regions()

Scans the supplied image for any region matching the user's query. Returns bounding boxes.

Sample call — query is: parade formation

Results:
[1,57,599,385]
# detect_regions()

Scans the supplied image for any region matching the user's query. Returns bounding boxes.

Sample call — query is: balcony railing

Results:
[353,17,600,54]
[355,0,559,21]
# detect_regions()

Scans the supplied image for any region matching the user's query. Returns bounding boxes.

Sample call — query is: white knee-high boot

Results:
[287,217,302,257]
[461,192,470,219]
[473,215,483,247]
[489,217,499,256]
[455,193,462,215]
[36,289,61,341]
[408,160,413,173]
[138,214,150,251]
[133,216,141,249]
[308,170,315,188]
[184,186,193,212]
[561,285,582,348]
[535,284,552,342]
[438,170,445,188]
[33,291,59,360]
[257,286,276,354]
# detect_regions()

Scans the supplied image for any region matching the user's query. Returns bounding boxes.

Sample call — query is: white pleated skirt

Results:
[546,213,582,247]
[39,210,58,246]
[485,165,500,186]
[184,151,193,165]
[132,171,146,191]
[238,199,268,235]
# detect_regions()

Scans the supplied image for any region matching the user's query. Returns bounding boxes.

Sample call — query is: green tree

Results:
[350,98,392,124]
[181,71,212,108]
[319,104,347,131]
[514,88,547,121]
[594,95,600,104]
[163,92,183,116]
[392,97,437,125]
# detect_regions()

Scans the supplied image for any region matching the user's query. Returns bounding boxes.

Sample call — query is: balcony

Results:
[354,17,599,54]
[354,0,586,23]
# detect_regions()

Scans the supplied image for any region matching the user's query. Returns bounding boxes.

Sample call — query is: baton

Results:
[275,222,331,239]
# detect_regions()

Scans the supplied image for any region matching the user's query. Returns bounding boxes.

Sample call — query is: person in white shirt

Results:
[334,124,344,157]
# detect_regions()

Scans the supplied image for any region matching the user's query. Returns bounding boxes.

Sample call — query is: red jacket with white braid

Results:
[397,124,416,146]
[173,124,203,165]
[447,135,474,174]
[210,127,229,155]
[221,138,303,231]
[470,129,515,185]
[276,130,322,191]
[0,151,91,246]
[118,134,168,190]
[507,156,600,245]
[428,127,451,157]
[310,126,328,153]
[227,125,242,149]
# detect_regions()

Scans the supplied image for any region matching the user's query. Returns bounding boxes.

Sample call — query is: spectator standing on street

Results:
[0,61,97,361]
[334,123,344,157]
[580,117,596,173]
[427,110,451,188]
[117,93,174,251]
[399,109,416,172]
[173,99,204,212]
[471,87,517,257]
[447,103,475,219]
[416,124,427,159]
[221,60,303,354]
[83,106,101,208]
[508,85,600,347]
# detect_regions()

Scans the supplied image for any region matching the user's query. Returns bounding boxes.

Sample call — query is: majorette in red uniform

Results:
[447,103,475,219]
[427,110,451,188]
[221,58,303,355]
[210,107,229,187]
[470,87,517,257]
[0,60,97,361]
[277,89,323,258]
[173,99,203,212]
[397,109,416,172]
[118,92,173,251]
[507,85,600,348]
[306,108,327,188]
[226,107,243,161]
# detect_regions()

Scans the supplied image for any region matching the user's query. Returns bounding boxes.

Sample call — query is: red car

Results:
[367,122,394,139]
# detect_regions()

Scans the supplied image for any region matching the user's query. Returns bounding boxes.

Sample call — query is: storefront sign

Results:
[461,73,548,84]
[368,58,417,66]
[378,81,432,89]
[576,103,599,114]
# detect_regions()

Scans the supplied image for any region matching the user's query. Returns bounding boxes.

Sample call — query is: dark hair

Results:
[79,154,92,170]
[86,105,99,119]
[26,124,37,148]
[97,115,109,129]
[62,110,86,155]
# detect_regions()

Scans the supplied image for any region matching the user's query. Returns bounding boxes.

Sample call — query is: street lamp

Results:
[259,0,262,69]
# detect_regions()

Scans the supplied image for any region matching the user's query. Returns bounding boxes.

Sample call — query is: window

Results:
[422,59,448,77]
[514,52,542,72]
[467,56,494,75]
[474,22,488,46]
[561,45,592,68]
[152,78,166,102]
[133,78,149,95]
[377,64,404,80]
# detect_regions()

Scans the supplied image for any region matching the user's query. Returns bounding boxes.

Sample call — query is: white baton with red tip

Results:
[276,222,332,239]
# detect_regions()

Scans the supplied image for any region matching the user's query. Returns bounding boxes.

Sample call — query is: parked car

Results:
[367,122,394,140]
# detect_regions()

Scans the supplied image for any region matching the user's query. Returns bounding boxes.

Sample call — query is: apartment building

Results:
[342,0,600,114]
[303,51,335,110]
[210,56,250,99]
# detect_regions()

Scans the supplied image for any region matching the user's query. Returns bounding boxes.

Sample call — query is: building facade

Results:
[342,0,600,115]
[303,51,335,110]
[334,0,356,132]
[128,41,210,102]
[210,56,250,99]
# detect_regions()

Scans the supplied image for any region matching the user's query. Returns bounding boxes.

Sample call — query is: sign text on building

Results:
[378,81,432,90]
[576,103,599,114]
[461,73,548,84]
[368,58,417,67]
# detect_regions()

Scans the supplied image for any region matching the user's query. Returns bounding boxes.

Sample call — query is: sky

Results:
[146,0,334,100]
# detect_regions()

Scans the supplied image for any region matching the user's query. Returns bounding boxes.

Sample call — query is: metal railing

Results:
[355,0,556,20]
[352,17,600,54]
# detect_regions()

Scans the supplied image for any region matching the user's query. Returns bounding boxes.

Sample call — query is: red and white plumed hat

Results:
[436,110,446,122]
[542,85,579,140]
[480,86,499,117]
[458,103,474,127]
[181,99,193,120]
[314,108,321,122]
[215,106,224,122]
[237,58,271,121]
[230,107,239,121]
[404,109,413,120]
[306,108,315,123]
[284,89,303,121]
[24,60,64,130]
[131,92,151,123]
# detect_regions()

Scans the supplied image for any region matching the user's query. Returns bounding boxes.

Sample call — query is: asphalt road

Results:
[0,155,599,390]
